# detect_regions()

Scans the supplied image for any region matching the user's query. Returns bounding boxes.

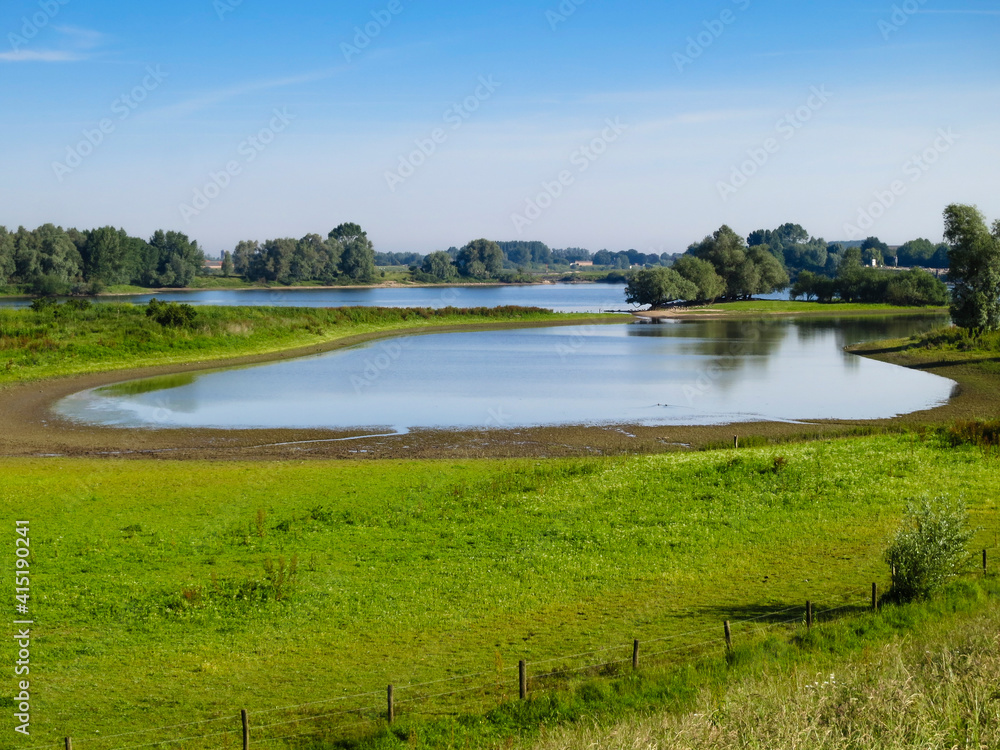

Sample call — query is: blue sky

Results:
[1,0,998,255]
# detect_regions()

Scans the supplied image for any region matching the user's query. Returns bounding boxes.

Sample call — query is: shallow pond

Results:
[55,315,954,432]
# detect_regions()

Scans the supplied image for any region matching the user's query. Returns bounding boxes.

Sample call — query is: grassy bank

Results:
[2,434,996,747]
[0,304,619,385]
[521,581,1000,750]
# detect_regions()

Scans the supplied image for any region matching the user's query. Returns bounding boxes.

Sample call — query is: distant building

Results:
[570,260,594,268]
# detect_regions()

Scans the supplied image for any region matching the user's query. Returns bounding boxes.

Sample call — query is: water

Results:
[55,315,954,432]
[0,283,630,313]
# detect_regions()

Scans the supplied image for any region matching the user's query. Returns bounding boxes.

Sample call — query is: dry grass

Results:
[529,604,1000,750]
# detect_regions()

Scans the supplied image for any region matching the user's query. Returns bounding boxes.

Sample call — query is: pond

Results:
[54,314,954,432]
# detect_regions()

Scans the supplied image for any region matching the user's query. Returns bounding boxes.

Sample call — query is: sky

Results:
[1,0,998,256]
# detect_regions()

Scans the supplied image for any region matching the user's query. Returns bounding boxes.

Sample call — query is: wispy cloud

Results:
[144,68,346,121]
[0,49,86,62]
[1,25,105,63]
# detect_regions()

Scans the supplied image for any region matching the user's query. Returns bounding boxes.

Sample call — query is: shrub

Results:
[146,298,197,327]
[884,497,975,602]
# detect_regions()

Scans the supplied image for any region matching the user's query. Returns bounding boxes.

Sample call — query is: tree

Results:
[340,238,376,282]
[221,250,234,277]
[422,251,457,280]
[232,240,259,278]
[944,204,1000,333]
[0,227,14,286]
[673,255,725,303]
[147,230,204,287]
[884,497,974,602]
[456,239,504,278]
[80,226,128,285]
[690,225,788,299]
[329,223,375,282]
[624,267,698,308]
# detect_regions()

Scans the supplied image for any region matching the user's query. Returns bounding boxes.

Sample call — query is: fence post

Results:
[632,639,639,670]
[241,709,249,750]
[519,660,527,700]
[806,600,813,630]
[871,582,878,611]
[724,620,732,651]
[387,685,394,724]
[733,435,739,449]
[65,739,72,750]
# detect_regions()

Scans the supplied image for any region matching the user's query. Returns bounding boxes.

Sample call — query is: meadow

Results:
[2,433,997,748]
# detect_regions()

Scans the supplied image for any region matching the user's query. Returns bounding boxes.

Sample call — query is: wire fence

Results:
[32,557,995,750]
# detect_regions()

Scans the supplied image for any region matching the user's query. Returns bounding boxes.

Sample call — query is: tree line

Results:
[227,223,377,284]
[626,222,951,309]
[0,224,204,295]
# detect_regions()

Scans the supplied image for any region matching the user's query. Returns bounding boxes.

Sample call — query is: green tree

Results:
[148,230,204,287]
[624,267,698,308]
[422,251,457,280]
[690,226,788,299]
[80,226,128,285]
[0,227,14,286]
[232,240,259,279]
[456,239,504,278]
[673,255,725,303]
[944,204,1000,333]
[221,250,234,277]
[340,238,376,282]
[884,497,974,602]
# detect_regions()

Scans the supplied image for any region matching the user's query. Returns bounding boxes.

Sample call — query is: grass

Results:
[0,304,618,385]
[1,433,996,747]
[521,581,1000,750]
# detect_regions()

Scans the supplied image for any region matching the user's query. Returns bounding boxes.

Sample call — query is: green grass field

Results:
[2,434,997,748]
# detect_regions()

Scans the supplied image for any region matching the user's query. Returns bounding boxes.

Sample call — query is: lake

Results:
[0,283,633,313]
[55,314,954,432]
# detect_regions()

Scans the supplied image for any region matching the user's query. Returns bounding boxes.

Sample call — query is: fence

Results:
[32,554,994,750]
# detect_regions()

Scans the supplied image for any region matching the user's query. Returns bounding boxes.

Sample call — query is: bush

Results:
[884,497,975,602]
[146,298,197,327]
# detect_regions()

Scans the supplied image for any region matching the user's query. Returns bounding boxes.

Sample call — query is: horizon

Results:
[2,0,998,254]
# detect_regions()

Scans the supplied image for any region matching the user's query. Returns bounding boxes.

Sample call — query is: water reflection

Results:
[55,317,956,431]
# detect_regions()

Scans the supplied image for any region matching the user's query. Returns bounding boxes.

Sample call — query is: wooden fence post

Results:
[65,739,72,750]
[241,709,249,750]
[806,600,813,630]
[871,582,878,611]
[632,639,639,670]
[724,620,732,651]
[387,685,394,724]
[519,660,527,700]
[733,435,739,449]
